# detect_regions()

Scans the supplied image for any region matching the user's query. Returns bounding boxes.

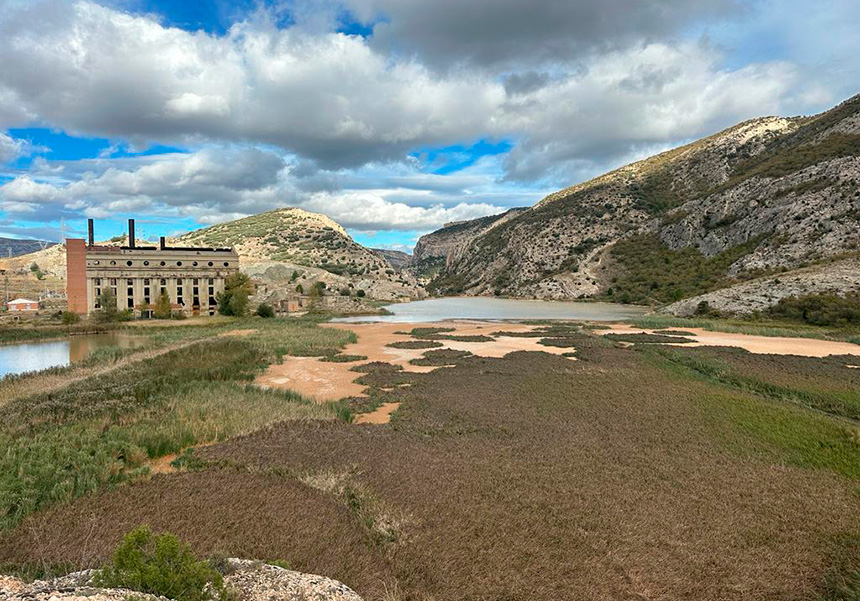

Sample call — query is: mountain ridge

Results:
[418,93,860,310]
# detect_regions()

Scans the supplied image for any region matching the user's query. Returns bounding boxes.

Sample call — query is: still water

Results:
[0,333,146,378]
[334,296,651,323]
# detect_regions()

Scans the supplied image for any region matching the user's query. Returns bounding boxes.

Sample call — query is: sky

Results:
[0,0,857,252]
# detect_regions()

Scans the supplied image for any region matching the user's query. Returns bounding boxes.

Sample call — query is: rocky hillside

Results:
[180,209,389,274]
[179,208,422,301]
[662,257,860,316]
[372,248,411,270]
[423,94,860,310]
[409,208,525,282]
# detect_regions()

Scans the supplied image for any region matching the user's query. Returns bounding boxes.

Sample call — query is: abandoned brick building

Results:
[67,219,239,316]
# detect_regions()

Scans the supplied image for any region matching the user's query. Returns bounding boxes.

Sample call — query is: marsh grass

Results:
[0,316,352,530]
[385,340,443,349]
[604,333,694,344]
[4,334,860,600]
[648,347,860,478]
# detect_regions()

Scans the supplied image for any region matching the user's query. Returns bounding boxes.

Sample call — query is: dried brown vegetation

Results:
[3,333,858,600]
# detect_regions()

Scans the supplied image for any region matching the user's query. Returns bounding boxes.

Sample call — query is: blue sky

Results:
[0,0,857,251]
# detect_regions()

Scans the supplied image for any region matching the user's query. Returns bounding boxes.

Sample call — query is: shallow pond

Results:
[0,333,146,378]
[334,296,651,323]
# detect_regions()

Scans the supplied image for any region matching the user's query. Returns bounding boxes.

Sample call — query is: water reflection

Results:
[0,333,146,378]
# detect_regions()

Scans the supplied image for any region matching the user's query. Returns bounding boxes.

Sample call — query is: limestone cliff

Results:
[421,94,860,310]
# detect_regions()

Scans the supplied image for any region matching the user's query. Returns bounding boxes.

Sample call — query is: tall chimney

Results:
[128,219,135,249]
[87,219,94,247]
[159,236,166,250]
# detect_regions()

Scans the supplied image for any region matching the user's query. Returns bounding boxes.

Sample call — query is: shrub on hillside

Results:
[256,303,275,318]
[768,293,860,326]
[95,526,229,601]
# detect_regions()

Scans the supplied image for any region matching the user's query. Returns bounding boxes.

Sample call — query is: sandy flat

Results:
[594,324,860,358]
[354,402,401,425]
[255,320,578,416]
[257,356,367,402]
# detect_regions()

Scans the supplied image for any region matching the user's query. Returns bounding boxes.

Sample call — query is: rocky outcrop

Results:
[372,248,412,270]
[409,208,525,283]
[662,258,860,316]
[0,559,362,601]
[423,94,860,307]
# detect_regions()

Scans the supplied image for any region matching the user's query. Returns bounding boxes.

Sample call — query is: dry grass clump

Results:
[605,332,694,344]
[394,327,455,338]
[320,354,368,363]
[409,349,472,366]
[349,361,403,373]
[385,340,443,350]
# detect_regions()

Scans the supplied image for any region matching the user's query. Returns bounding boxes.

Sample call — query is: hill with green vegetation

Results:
[177,208,423,301]
[422,94,860,311]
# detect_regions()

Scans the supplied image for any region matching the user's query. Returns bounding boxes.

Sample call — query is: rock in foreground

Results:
[0,559,362,601]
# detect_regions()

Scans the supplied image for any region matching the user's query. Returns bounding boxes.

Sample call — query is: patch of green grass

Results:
[648,347,860,479]
[653,347,860,421]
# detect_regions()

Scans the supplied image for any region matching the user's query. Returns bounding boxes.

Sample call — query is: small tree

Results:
[95,526,228,601]
[95,289,119,322]
[216,272,254,316]
[30,262,44,280]
[256,302,275,318]
[295,283,304,294]
[61,310,80,325]
[356,289,366,298]
[153,291,172,319]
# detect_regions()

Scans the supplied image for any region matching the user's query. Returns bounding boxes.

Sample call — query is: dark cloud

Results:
[350,0,739,70]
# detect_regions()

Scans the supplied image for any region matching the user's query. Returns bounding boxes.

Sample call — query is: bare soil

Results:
[254,321,576,409]
[594,324,860,357]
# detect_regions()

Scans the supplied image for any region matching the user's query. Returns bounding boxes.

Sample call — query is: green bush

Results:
[604,233,763,305]
[216,273,254,317]
[769,293,860,327]
[255,303,275,318]
[95,289,120,323]
[95,526,228,601]
[60,311,80,325]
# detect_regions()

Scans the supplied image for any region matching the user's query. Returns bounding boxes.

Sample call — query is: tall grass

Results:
[630,314,860,342]
[0,316,354,530]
